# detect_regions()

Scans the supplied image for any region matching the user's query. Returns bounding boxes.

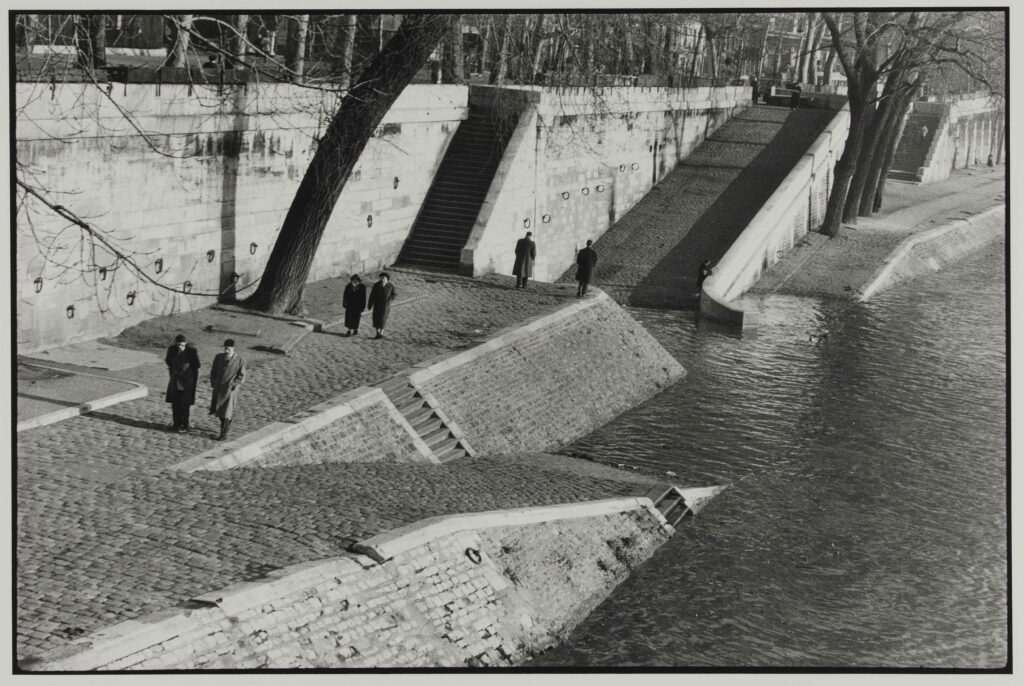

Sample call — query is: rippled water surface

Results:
[534,242,1007,668]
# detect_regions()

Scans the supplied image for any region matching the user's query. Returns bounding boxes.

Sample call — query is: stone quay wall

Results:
[701,105,851,329]
[409,291,686,455]
[171,291,684,470]
[462,85,750,281]
[858,204,1005,301]
[34,498,671,670]
[17,81,749,353]
[914,94,1005,184]
[16,82,468,353]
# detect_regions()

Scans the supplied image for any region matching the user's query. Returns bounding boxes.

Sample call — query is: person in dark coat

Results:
[165,334,200,432]
[751,76,760,105]
[575,239,598,297]
[367,272,396,339]
[697,257,713,292]
[342,274,367,336]
[512,231,536,289]
[790,84,802,110]
[209,339,246,441]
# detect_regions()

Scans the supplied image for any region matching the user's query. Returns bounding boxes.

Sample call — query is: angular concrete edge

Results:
[411,386,477,458]
[30,492,708,670]
[16,363,148,432]
[858,204,1005,302]
[169,385,434,472]
[408,291,614,387]
[351,496,670,564]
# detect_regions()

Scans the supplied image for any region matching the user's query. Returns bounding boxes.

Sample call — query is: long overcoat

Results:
[512,237,536,277]
[210,352,246,419]
[367,281,396,329]
[164,344,200,405]
[343,282,367,330]
[575,246,598,283]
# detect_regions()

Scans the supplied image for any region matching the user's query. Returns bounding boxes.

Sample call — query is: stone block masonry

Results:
[16,83,467,352]
[33,498,672,669]
[858,204,1004,301]
[409,290,685,455]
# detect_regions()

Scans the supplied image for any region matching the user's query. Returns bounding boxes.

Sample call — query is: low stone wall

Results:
[700,105,851,328]
[33,498,672,669]
[171,386,434,472]
[462,85,749,281]
[409,290,685,455]
[914,94,1004,184]
[858,204,1004,301]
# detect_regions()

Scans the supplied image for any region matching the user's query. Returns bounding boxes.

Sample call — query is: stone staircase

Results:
[889,111,943,182]
[396,110,518,272]
[379,375,471,463]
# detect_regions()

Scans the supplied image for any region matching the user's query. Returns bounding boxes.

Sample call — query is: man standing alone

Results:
[210,339,246,441]
[513,231,536,289]
[165,334,200,433]
[367,272,397,339]
[575,239,598,297]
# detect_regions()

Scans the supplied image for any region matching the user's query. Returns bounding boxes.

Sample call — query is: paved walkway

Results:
[749,166,1005,298]
[16,269,671,660]
[559,105,836,309]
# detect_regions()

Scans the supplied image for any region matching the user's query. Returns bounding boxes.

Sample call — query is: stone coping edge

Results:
[858,204,1005,302]
[17,363,149,432]
[352,496,671,564]
[407,290,613,386]
[169,385,434,472]
[31,496,671,670]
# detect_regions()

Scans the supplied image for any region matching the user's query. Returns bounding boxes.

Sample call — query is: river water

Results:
[534,241,1007,668]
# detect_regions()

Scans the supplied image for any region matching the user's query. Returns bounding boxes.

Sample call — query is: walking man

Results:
[342,274,367,336]
[210,339,246,441]
[165,334,200,433]
[575,239,598,297]
[513,231,536,289]
[697,257,713,292]
[367,272,396,339]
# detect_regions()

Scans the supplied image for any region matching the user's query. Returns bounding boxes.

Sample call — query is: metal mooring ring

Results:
[465,547,482,565]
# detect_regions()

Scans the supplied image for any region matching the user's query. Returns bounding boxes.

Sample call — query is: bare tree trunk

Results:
[583,14,595,77]
[623,20,636,75]
[529,14,547,83]
[707,31,719,78]
[442,15,465,84]
[846,68,902,217]
[286,15,309,80]
[76,14,106,70]
[821,16,842,88]
[796,12,815,83]
[232,14,248,67]
[869,79,921,212]
[245,15,456,314]
[805,17,826,84]
[336,15,357,89]
[489,14,510,84]
[168,14,192,68]
[756,18,771,78]
[479,18,491,75]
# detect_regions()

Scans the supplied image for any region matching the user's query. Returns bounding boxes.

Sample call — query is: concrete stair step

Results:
[429,435,461,455]
[412,414,444,435]
[434,445,467,462]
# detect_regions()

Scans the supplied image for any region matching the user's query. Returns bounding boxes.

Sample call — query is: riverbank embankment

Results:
[749,166,1004,299]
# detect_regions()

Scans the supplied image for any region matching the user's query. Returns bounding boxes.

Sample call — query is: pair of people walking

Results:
[164,335,246,441]
[342,272,396,339]
[513,231,599,298]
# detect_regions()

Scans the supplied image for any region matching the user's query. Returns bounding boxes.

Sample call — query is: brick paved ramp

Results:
[16,454,660,662]
[16,269,678,662]
[560,106,835,310]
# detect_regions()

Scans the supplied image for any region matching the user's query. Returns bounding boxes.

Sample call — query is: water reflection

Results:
[533,242,1007,668]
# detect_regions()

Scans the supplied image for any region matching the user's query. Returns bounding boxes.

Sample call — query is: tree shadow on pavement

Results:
[627,107,837,311]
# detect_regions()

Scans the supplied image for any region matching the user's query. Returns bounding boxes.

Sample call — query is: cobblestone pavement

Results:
[559,106,835,309]
[17,268,670,660]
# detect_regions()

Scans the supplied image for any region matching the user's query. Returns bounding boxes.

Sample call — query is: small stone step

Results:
[412,415,444,435]
[401,403,433,423]
[423,426,453,446]
[434,445,467,463]
[430,436,461,455]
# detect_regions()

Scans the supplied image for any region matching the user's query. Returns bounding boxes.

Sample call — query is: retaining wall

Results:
[173,291,684,470]
[171,386,434,472]
[33,498,672,669]
[462,85,749,281]
[914,94,1004,184]
[700,105,851,328]
[16,82,467,352]
[409,290,685,455]
[858,204,1004,301]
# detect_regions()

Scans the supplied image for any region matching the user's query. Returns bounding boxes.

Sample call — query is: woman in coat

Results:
[367,272,396,339]
[342,274,367,336]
